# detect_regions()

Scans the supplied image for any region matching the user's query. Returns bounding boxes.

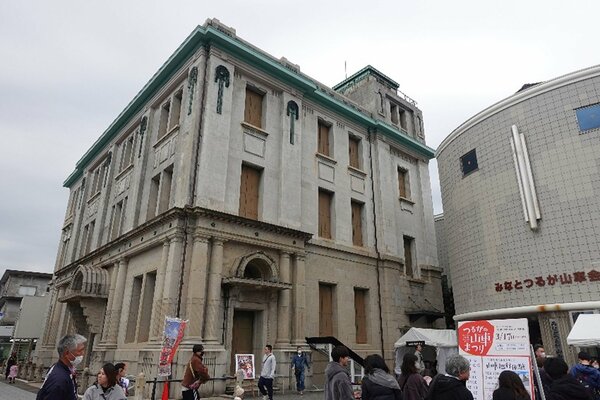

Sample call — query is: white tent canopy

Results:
[567,314,600,346]
[394,328,458,375]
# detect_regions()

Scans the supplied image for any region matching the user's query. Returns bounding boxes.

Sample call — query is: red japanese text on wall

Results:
[494,269,600,293]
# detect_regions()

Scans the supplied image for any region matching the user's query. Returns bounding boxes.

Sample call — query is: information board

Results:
[458,318,534,400]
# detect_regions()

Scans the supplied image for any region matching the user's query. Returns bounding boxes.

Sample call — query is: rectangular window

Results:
[137,272,156,342]
[351,201,363,247]
[318,121,331,157]
[390,103,398,125]
[158,101,171,139]
[147,173,160,219]
[398,168,410,199]
[244,87,263,128]
[318,189,333,239]
[403,236,414,276]
[157,165,173,214]
[354,288,368,344]
[399,108,408,131]
[18,286,37,296]
[119,134,135,173]
[169,90,183,130]
[319,283,334,336]
[348,136,361,169]
[576,103,600,132]
[125,275,143,343]
[110,198,126,240]
[239,164,261,219]
[460,149,478,176]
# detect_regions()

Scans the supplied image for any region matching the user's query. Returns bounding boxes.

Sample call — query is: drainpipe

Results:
[367,127,386,356]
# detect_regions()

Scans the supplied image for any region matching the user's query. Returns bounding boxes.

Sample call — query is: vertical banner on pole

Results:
[158,317,188,376]
[458,318,534,400]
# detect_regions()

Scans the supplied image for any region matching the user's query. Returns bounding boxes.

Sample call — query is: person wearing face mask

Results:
[291,347,310,395]
[83,363,127,400]
[182,344,210,400]
[532,344,552,399]
[36,334,87,400]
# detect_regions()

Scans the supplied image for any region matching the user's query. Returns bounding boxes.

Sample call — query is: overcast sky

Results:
[1,1,599,278]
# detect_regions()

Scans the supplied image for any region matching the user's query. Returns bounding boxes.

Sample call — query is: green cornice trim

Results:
[64,24,433,187]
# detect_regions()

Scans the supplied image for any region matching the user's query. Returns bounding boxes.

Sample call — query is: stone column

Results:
[150,240,171,338]
[292,254,306,345]
[101,263,119,342]
[110,259,128,343]
[185,234,210,338]
[203,238,224,343]
[276,252,291,345]
[44,286,65,345]
[161,232,185,319]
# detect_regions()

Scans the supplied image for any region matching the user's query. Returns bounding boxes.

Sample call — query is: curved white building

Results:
[436,65,600,363]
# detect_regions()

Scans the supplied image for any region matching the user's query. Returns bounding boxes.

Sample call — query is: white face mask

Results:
[70,352,84,367]
[298,351,302,355]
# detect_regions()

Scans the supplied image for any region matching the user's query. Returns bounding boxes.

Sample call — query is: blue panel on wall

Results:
[576,103,600,132]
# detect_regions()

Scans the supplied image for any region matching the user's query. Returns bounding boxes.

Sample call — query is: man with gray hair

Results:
[425,354,473,400]
[36,334,87,400]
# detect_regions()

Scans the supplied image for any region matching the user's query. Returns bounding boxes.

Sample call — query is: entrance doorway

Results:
[231,310,255,375]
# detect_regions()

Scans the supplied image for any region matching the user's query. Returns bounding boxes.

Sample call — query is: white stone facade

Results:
[436,65,600,365]
[36,19,442,396]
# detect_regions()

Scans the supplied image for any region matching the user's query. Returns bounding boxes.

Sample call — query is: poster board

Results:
[158,317,187,376]
[458,318,534,400]
[235,354,256,379]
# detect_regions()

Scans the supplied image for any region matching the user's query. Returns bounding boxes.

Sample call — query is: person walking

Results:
[492,370,531,400]
[4,352,16,380]
[182,344,210,400]
[324,345,354,400]
[569,351,600,399]
[8,362,18,383]
[544,357,593,400]
[82,363,126,400]
[398,353,428,400]
[361,354,402,400]
[425,354,473,400]
[114,362,129,396]
[36,334,87,400]
[415,344,425,374]
[291,346,310,395]
[258,345,276,400]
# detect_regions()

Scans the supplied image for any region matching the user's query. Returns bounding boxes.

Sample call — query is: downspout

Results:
[176,44,211,317]
[368,127,386,356]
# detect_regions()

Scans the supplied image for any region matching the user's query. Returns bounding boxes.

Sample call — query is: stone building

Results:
[36,18,442,394]
[436,65,600,365]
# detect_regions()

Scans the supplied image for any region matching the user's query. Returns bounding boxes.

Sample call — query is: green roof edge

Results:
[64,24,434,187]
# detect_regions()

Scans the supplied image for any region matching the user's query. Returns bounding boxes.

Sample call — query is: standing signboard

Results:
[458,318,534,400]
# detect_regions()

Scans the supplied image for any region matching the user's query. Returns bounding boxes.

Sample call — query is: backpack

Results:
[575,371,600,400]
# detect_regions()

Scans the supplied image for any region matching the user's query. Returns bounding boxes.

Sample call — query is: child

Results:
[8,362,18,384]
[234,385,244,400]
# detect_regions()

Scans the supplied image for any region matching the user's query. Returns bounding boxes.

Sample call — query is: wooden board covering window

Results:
[318,190,332,238]
[398,168,410,199]
[404,236,413,276]
[318,121,330,156]
[319,284,334,336]
[231,310,254,374]
[354,289,367,344]
[244,88,263,128]
[348,136,360,169]
[351,201,363,246]
[239,165,260,219]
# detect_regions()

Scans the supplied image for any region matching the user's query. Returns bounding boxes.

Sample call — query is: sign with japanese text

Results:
[458,318,534,400]
[494,269,600,292]
[158,317,188,376]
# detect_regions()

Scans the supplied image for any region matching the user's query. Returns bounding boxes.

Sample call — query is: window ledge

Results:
[241,122,269,137]
[400,196,415,205]
[348,166,366,177]
[316,153,337,165]
[114,164,134,181]
[87,191,101,204]
[154,124,179,148]
[407,277,427,285]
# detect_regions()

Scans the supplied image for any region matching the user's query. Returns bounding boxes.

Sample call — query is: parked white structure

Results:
[36,18,442,395]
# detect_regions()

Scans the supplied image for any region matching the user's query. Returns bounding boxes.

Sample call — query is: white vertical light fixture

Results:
[510,125,541,230]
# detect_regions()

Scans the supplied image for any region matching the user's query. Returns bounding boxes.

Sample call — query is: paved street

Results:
[0,379,37,400]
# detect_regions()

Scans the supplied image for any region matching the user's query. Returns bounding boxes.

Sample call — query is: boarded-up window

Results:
[147,173,160,220]
[169,90,182,130]
[319,283,334,336]
[239,165,261,219]
[318,189,332,239]
[125,275,143,343]
[348,136,360,169]
[390,103,398,125]
[354,288,368,344]
[351,201,363,246]
[244,88,263,128]
[318,121,331,156]
[110,198,126,240]
[157,165,173,214]
[137,272,156,342]
[158,101,170,139]
[398,168,410,199]
[404,236,414,276]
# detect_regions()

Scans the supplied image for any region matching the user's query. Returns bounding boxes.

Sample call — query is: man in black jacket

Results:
[36,334,87,400]
[544,357,593,400]
[426,354,473,400]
